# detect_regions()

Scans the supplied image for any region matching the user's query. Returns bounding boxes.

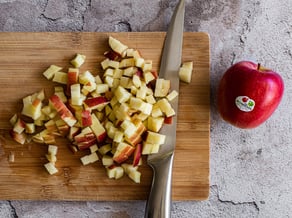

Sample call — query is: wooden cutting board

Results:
[0,32,210,201]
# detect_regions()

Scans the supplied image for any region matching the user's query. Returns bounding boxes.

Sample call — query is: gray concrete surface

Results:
[0,0,292,217]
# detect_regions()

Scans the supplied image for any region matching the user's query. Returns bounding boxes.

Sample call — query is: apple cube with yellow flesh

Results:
[147,116,164,132]
[179,61,193,83]
[43,65,62,80]
[71,54,86,68]
[52,71,68,84]
[121,163,141,183]
[115,86,131,103]
[154,78,171,97]
[109,36,128,56]
[145,131,166,145]
[102,155,114,166]
[142,142,160,155]
[13,118,26,134]
[44,162,58,175]
[80,152,99,165]
[157,98,175,117]
[21,95,42,120]
[106,165,124,179]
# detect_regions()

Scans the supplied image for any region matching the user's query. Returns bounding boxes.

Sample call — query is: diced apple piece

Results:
[52,71,68,84]
[123,67,136,77]
[128,170,141,183]
[80,152,99,165]
[154,78,171,97]
[13,118,26,134]
[142,60,152,72]
[109,36,128,56]
[135,57,145,68]
[142,142,160,155]
[147,116,164,132]
[44,162,58,175]
[81,110,92,127]
[133,143,142,167]
[25,123,35,134]
[113,69,123,79]
[98,144,112,155]
[119,58,135,68]
[113,142,135,164]
[120,120,137,138]
[106,165,124,179]
[121,163,141,183]
[67,68,79,94]
[9,114,18,126]
[115,86,131,103]
[166,90,179,101]
[79,70,95,85]
[22,96,42,120]
[157,98,175,117]
[43,65,62,80]
[68,126,80,141]
[49,94,77,127]
[46,153,57,163]
[144,71,155,84]
[48,145,58,156]
[84,96,108,111]
[179,61,193,83]
[145,131,166,145]
[10,130,27,145]
[145,95,156,104]
[71,54,86,68]
[90,113,107,142]
[102,155,114,166]
[71,83,82,106]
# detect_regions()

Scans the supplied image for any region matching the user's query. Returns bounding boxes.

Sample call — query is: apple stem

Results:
[257,63,261,70]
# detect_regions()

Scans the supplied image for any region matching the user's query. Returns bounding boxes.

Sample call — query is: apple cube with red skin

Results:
[81,110,92,127]
[83,96,108,111]
[113,142,135,164]
[217,61,284,128]
[67,68,79,95]
[49,94,77,127]
[90,113,107,142]
[133,143,142,167]
[10,130,27,145]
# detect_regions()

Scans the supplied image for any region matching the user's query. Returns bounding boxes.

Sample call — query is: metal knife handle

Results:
[145,153,174,218]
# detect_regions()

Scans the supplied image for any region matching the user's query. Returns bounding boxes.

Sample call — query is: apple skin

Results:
[217,61,284,129]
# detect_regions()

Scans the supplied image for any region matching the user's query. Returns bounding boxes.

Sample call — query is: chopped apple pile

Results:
[9,36,181,183]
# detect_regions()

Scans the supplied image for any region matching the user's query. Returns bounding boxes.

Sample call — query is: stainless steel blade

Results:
[145,0,185,218]
[147,1,184,162]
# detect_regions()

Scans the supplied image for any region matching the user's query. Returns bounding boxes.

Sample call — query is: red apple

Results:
[217,61,284,128]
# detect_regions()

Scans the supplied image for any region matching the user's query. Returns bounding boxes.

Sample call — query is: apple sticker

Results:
[235,96,255,112]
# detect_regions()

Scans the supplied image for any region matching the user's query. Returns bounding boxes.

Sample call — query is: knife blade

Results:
[145,1,185,218]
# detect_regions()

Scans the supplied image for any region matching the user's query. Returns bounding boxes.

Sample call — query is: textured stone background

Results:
[0,0,292,217]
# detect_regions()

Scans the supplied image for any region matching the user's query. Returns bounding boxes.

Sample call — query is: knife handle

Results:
[145,153,174,218]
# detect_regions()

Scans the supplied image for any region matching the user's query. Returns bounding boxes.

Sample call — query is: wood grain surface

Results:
[0,32,210,201]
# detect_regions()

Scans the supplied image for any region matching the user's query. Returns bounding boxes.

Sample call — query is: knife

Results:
[144,0,185,218]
